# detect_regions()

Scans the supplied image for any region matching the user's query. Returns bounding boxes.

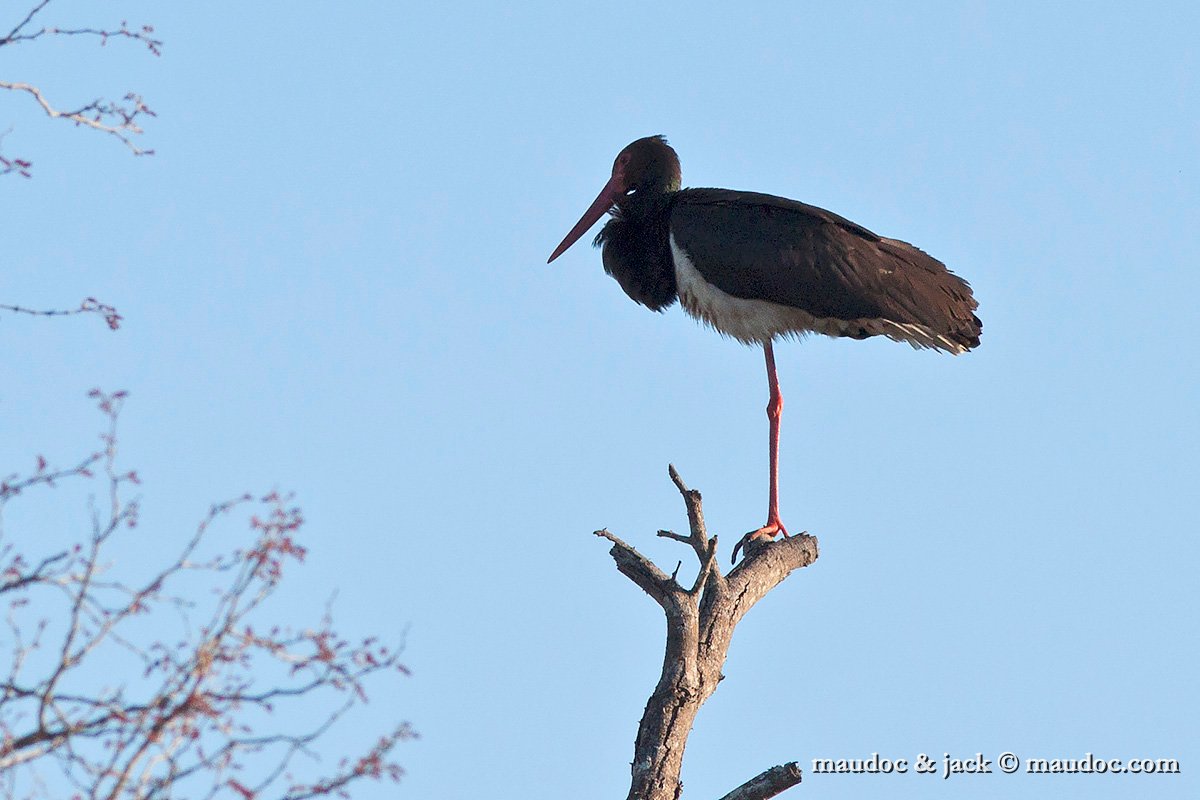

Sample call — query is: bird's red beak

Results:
[547,170,626,263]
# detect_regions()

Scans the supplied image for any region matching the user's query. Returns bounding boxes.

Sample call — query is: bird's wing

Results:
[669,189,981,349]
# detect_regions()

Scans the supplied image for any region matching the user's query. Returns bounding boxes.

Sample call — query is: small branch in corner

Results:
[717,762,802,800]
[656,529,691,545]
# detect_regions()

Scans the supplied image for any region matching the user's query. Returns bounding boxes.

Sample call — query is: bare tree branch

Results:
[1,1,161,177]
[2,21,162,54]
[717,763,802,800]
[0,82,155,157]
[0,298,122,330]
[599,465,818,800]
[0,0,51,46]
[594,529,680,610]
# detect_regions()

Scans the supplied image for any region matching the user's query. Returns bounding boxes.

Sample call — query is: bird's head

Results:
[612,135,682,196]
[547,136,681,263]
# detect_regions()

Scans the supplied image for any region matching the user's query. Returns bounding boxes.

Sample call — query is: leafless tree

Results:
[1,391,414,799]
[1,0,159,178]
[4,7,414,796]
[595,467,817,800]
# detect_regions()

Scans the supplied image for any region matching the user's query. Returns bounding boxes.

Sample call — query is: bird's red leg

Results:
[732,341,790,563]
[764,340,789,537]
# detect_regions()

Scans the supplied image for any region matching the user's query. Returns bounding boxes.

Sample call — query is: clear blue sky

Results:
[4,2,1198,798]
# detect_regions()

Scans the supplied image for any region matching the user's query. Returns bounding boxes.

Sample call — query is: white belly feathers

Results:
[669,233,965,353]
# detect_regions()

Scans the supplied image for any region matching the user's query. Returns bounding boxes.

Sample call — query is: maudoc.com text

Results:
[810,752,1181,780]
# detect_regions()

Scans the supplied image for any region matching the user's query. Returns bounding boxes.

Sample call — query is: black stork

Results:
[548,136,981,562]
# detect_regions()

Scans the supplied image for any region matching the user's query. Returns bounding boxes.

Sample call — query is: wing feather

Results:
[669,189,981,351]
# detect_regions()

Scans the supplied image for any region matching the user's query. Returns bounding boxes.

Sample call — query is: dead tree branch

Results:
[717,763,803,800]
[595,466,817,800]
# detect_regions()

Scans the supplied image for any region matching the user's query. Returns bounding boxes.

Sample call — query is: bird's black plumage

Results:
[668,189,982,351]
[594,191,678,311]
[587,137,980,353]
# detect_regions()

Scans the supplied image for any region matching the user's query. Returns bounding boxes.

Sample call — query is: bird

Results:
[547,136,981,562]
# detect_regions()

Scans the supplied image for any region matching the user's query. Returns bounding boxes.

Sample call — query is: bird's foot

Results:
[731,519,789,564]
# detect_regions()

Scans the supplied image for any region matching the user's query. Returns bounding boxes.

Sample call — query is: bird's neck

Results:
[613,187,676,221]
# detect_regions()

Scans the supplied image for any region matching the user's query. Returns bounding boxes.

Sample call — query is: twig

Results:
[1,2,161,54]
[0,298,122,330]
[0,81,155,156]
[656,529,691,545]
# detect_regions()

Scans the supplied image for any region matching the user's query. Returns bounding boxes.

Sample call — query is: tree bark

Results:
[595,466,817,800]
